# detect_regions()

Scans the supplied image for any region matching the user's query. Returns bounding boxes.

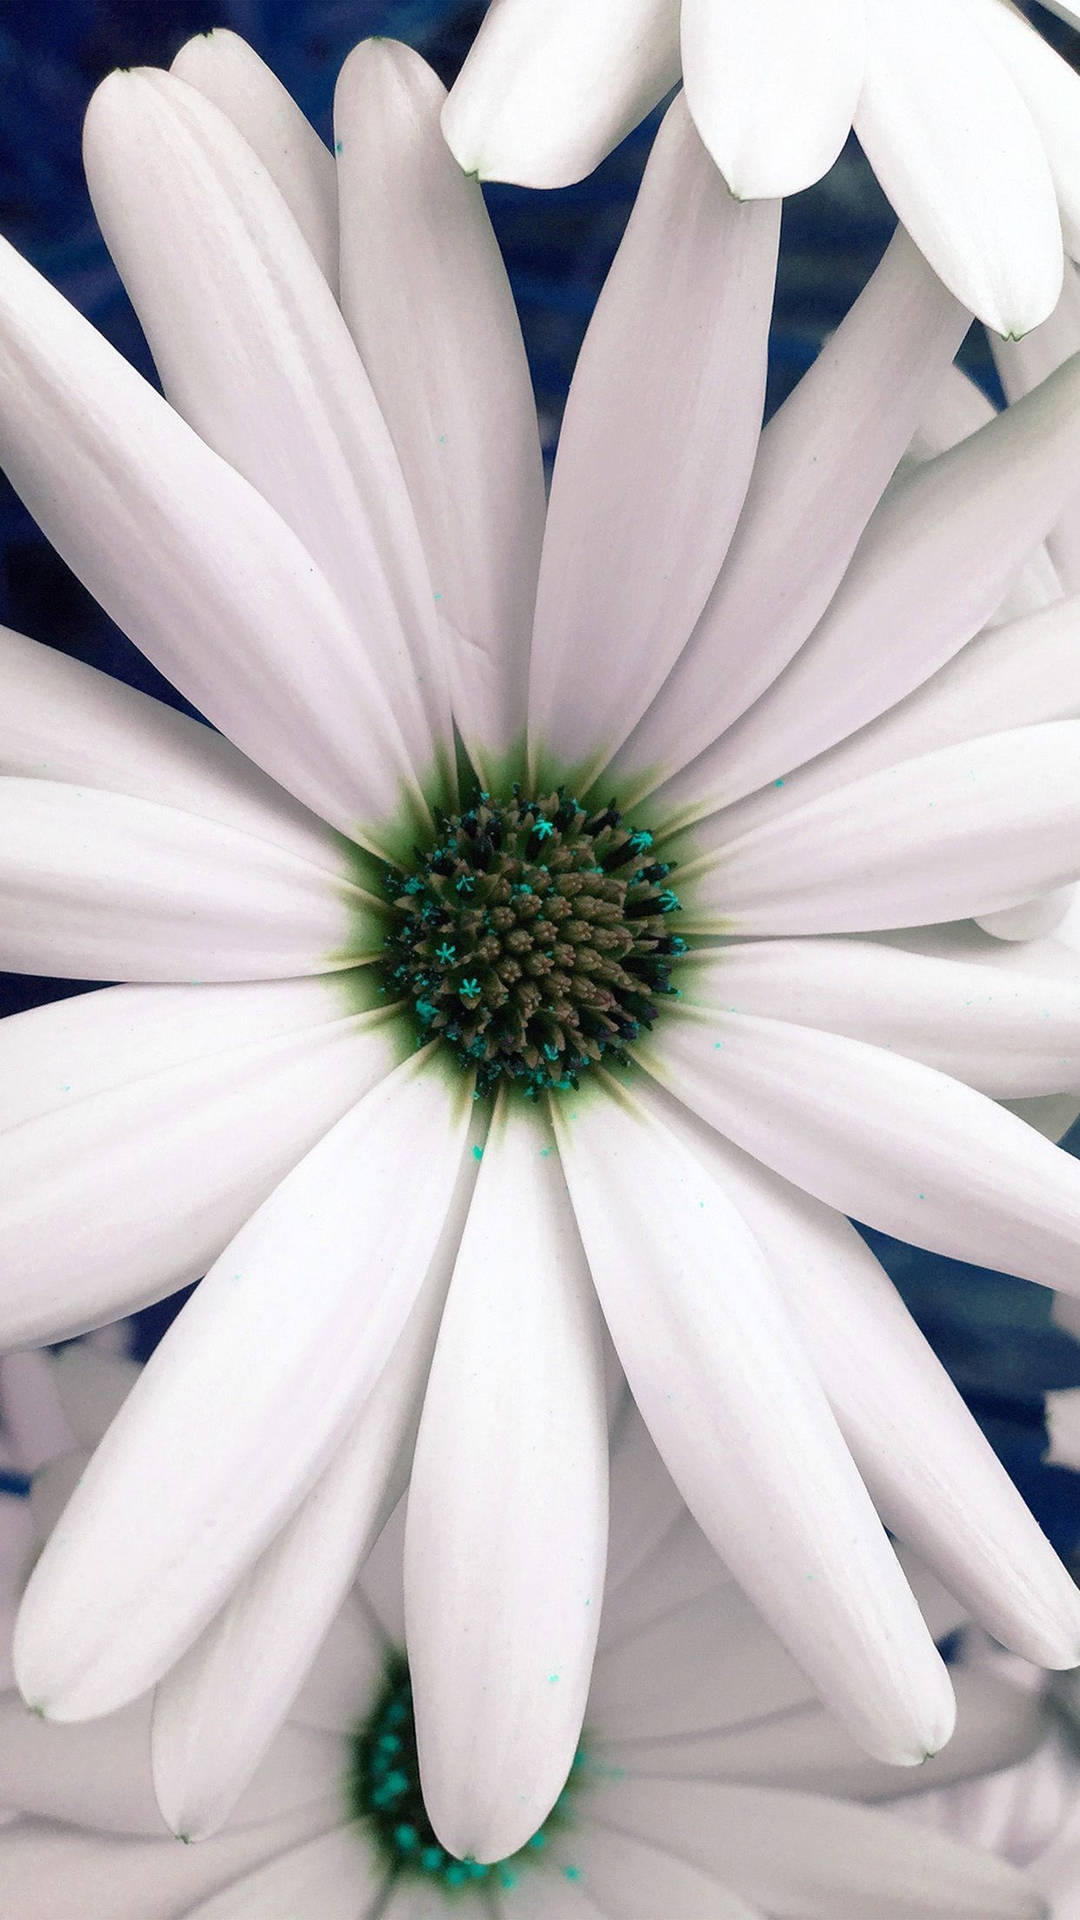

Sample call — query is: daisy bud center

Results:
[348,1654,586,1889]
[381,787,686,1093]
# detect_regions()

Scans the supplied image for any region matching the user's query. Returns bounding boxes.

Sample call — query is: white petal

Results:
[545,1820,760,1919]
[0,1693,165,1833]
[527,94,778,788]
[963,0,1080,262]
[640,1084,1080,1667]
[83,68,450,790]
[0,1803,340,1920]
[690,590,1080,846]
[554,1079,954,1765]
[668,355,1080,821]
[13,1053,473,1718]
[681,723,1080,935]
[641,1006,1080,1297]
[611,226,968,802]
[406,1098,608,1863]
[682,0,863,195]
[178,1827,385,1920]
[680,936,1080,1098]
[441,0,680,189]
[151,1117,484,1839]
[581,1780,1044,1918]
[855,0,1062,335]
[0,235,428,855]
[601,1666,1046,1806]
[0,984,405,1347]
[335,40,546,776]
[170,30,338,289]
[0,625,345,874]
[0,777,378,982]
[993,265,1080,595]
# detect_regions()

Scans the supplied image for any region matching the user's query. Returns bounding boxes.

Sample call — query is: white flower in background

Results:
[0,1369,1053,1920]
[898,1637,1080,1917]
[443,0,1080,336]
[7,24,1080,1863]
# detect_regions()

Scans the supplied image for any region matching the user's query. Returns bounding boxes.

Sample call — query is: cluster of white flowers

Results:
[4,6,1080,1914]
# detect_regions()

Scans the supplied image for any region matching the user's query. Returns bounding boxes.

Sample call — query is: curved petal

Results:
[441,0,680,189]
[0,777,378,982]
[680,936,1080,1098]
[0,1694,164,1834]
[601,1666,1046,1807]
[0,1352,74,1473]
[992,264,1080,595]
[582,1780,1044,1918]
[151,1119,483,1840]
[0,234,427,856]
[0,984,405,1347]
[12,1053,473,1720]
[681,723,1080,936]
[682,0,864,196]
[336,40,545,777]
[963,0,1080,261]
[0,626,344,875]
[640,1082,1080,1667]
[527,94,778,789]
[855,0,1062,336]
[668,355,1080,820]
[48,1347,140,1453]
[0,1804,339,1920]
[689,590,1080,846]
[547,1821,761,1919]
[406,1097,608,1863]
[83,68,450,788]
[170,30,338,290]
[611,226,969,803]
[641,1005,1080,1297]
[553,1077,954,1767]
[179,1826,385,1920]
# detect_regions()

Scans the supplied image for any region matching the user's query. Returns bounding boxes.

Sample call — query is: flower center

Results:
[381,787,685,1094]
[347,1654,585,1891]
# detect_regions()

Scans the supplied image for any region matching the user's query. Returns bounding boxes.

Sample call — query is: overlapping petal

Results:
[0,235,427,855]
[335,39,545,774]
[406,1097,608,1862]
[855,0,1062,335]
[554,1077,954,1766]
[0,980,404,1345]
[13,1055,473,1720]
[83,66,451,786]
[170,29,339,289]
[441,0,680,189]
[527,93,778,788]
[681,0,864,197]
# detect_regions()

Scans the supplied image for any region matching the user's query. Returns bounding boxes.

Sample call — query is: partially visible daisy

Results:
[7,27,1080,1864]
[898,1635,1080,1916]
[443,0,1080,335]
[0,1387,1052,1920]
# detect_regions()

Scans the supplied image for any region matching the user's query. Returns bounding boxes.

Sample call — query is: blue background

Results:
[3,1,1080,1556]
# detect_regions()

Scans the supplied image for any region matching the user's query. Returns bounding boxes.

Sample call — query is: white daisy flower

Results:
[442,0,1080,336]
[0,1370,1052,1920]
[5,26,1080,1862]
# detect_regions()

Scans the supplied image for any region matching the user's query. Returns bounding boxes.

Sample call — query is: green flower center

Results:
[347,1655,585,1892]
[381,787,685,1094]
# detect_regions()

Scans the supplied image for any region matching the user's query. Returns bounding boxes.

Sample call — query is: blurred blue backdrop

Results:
[3,0,1080,1559]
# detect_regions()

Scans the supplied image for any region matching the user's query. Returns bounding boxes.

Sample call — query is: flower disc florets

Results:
[348,1655,585,1891]
[381,787,686,1094]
